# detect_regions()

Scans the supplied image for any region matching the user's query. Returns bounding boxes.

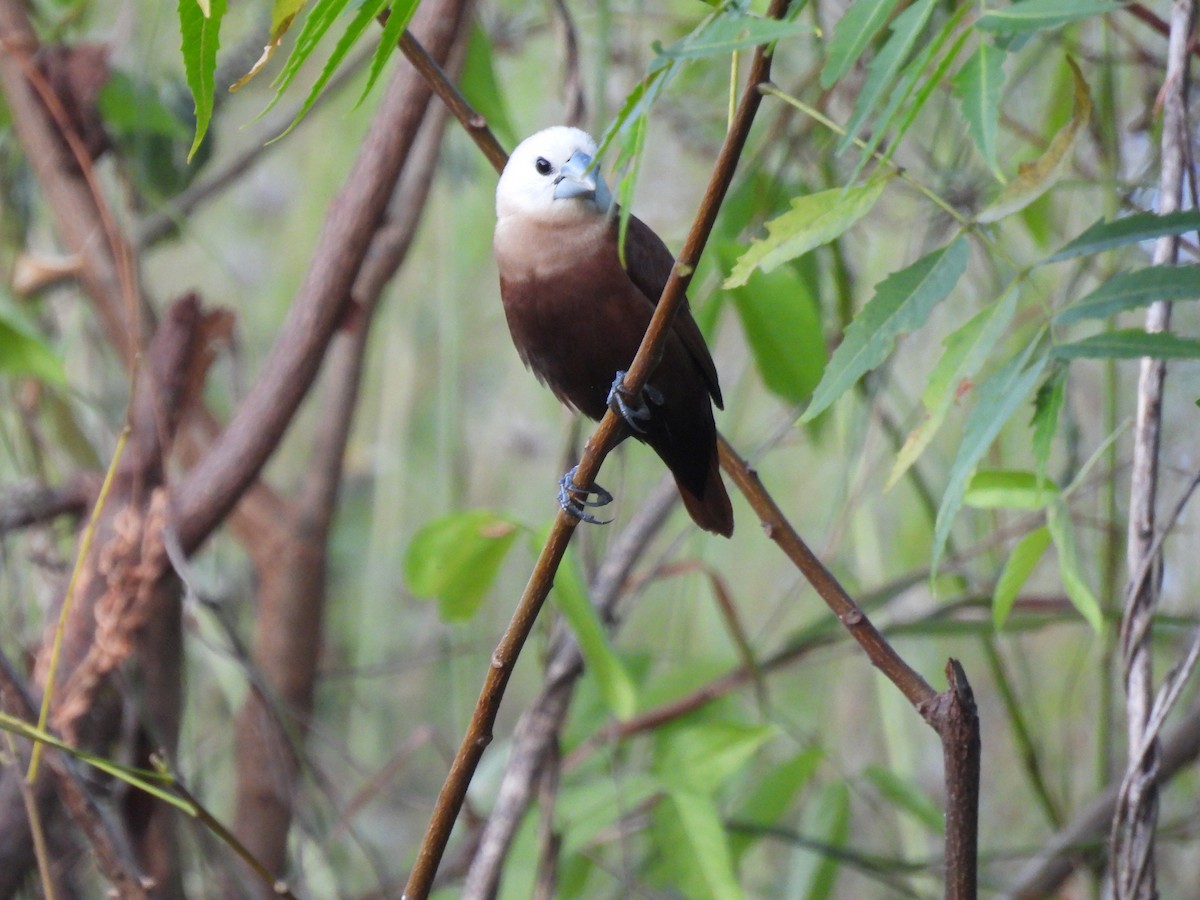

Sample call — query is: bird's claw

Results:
[558,466,613,525]
[607,370,663,434]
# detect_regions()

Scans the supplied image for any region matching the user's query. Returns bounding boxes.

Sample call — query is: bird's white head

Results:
[495,126,613,223]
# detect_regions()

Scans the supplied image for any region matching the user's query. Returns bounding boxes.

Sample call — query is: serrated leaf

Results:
[277,0,389,138]
[837,0,937,154]
[952,42,1005,178]
[1031,364,1065,479]
[403,510,519,621]
[1052,329,1200,360]
[820,0,903,88]
[993,525,1052,628]
[964,469,1058,509]
[977,57,1090,223]
[0,316,66,385]
[1047,500,1103,631]
[260,0,353,119]
[1054,266,1200,325]
[653,720,777,794]
[551,550,636,720]
[725,179,889,289]
[178,0,226,161]
[455,20,516,147]
[353,0,420,110]
[726,250,825,403]
[863,766,944,832]
[977,0,1122,35]
[655,13,810,60]
[932,342,1047,576]
[803,238,969,423]
[887,290,1017,490]
[731,748,823,861]
[655,790,745,900]
[1046,211,1200,263]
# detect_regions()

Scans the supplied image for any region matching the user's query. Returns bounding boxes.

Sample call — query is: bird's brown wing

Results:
[622,214,724,409]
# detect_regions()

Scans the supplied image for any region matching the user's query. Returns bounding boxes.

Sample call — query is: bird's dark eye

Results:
[534,157,553,176]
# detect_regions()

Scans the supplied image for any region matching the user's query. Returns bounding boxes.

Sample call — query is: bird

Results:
[493,126,733,537]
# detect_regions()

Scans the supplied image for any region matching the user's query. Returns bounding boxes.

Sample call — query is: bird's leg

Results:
[558,465,614,525]
[607,370,664,434]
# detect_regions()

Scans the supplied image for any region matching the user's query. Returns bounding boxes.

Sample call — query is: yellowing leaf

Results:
[977,57,1091,223]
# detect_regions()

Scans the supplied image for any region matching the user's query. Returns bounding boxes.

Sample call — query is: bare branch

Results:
[1114,1,1195,896]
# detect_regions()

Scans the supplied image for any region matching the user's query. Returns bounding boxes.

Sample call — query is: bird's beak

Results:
[554,152,611,209]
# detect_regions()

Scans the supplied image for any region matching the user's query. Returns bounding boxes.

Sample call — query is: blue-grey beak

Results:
[554,151,613,209]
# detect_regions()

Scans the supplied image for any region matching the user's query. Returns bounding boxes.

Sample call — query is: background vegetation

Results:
[1,0,1199,897]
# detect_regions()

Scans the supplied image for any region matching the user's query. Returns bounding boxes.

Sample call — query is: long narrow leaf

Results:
[354,0,421,110]
[1045,210,1200,263]
[261,0,354,119]
[932,342,1048,576]
[977,0,1122,35]
[803,238,969,423]
[1054,266,1200,324]
[820,0,903,88]
[1052,329,1200,359]
[952,41,1006,178]
[976,57,1091,223]
[725,179,889,288]
[837,0,937,154]
[178,0,227,161]
[993,526,1052,628]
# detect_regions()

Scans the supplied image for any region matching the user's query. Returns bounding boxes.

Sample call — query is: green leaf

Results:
[837,0,937,154]
[1046,211,1200,263]
[99,72,191,140]
[932,342,1047,576]
[0,316,66,385]
[952,42,1005,178]
[863,765,944,832]
[654,790,745,900]
[271,0,308,38]
[551,551,637,720]
[977,0,1123,35]
[977,57,1091,223]
[455,21,516,148]
[653,720,777,794]
[1047,500,1103,631]
[724,179,889,289]
[1054,266,1200,325]
[964,469,1058,509]
[1052,329,1200,360]
[799,782,850,900]
[278,0,388,137]
[654,13,810,60]
[887,289,1017,490]
[819,0,903,88]
[404,510,520,621]
[803,238,969,423]
[993,525,1052,628]
[354,0,421,111]
[177,0,226,161]
[261,0,353,119]
[1030,364,1066,478]
[726,251,826,404]
[731,748,823,861]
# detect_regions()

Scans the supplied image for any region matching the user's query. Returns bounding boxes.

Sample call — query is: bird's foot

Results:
[607,370,663,434]
[558,466,613,525]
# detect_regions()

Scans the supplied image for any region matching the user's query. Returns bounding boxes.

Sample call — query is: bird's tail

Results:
[677,461,734,537]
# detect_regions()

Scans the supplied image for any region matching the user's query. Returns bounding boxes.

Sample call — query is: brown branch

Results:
[228,59,460,893]
[1114,1,1194,896]
[0,477,96,534]
[401,4,792,890]
[172,0,474,555]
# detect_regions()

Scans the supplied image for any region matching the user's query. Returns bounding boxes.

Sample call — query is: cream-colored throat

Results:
[494,213,610,281]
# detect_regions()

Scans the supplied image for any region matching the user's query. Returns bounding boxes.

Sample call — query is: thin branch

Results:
[172,0,474,554]
[1114,1,1194,896]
